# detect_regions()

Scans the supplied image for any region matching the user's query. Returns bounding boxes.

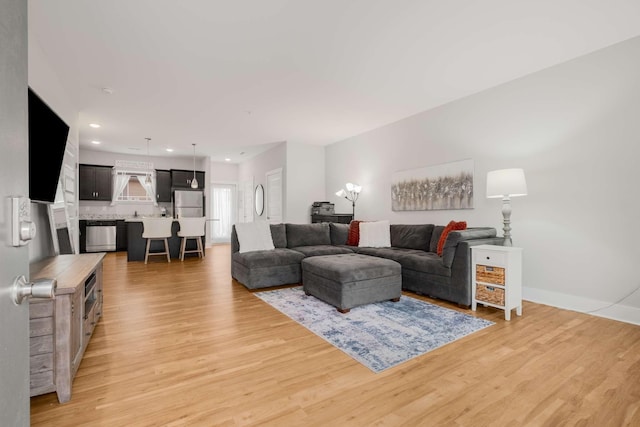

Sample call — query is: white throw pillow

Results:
[358,220,391,248]
[235,221,275,253]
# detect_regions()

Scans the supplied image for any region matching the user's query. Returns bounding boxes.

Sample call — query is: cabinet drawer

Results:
[30,334,54,356]
[476,284,505,306]
[30,317,54,337]
[476,251,506,266]
[476,265,505,285]
[30,352,54,374]
[29,301,54,319]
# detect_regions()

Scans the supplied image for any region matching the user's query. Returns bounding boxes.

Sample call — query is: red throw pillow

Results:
[437,220,467,256]
[346,220,362,246]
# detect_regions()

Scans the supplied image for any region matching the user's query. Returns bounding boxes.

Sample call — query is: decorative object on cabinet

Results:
[141,218,173,263]
[391,159,474,211]
[177,217,206,260]
[335,182,362,217]
[471,245,523,320]
[190,143,199,189]
[486,168,527,247]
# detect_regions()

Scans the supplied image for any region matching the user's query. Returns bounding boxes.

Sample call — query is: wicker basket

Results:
[476,265,505,285]
[475,284,505,306]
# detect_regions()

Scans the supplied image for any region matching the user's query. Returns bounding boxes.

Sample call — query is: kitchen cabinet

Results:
[171,169,205,189]
[29,253,105,403]
[155,169,172,202]
[79,164,112,201]
[116,220,128,251]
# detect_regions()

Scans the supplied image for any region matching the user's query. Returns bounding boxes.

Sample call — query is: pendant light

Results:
[190,143,199,189]
[145,138,152,184]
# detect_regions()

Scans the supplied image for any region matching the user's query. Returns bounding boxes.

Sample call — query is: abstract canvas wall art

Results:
[391,159,474,211]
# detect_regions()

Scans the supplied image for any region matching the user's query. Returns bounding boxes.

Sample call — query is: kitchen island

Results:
[126,218,206,261]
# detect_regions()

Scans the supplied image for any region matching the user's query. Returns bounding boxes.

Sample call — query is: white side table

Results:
[471,245,523,320]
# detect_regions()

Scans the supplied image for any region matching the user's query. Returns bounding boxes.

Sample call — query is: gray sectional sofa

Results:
[231,222,503,306]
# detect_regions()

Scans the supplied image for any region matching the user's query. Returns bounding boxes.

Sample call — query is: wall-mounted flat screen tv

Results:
[28,88,69,203]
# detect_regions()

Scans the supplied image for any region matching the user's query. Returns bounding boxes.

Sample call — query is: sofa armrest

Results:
[231,225,240,254]
[442,227,498,268]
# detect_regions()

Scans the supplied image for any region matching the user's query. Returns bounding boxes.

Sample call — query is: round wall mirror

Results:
[255,184,264,216]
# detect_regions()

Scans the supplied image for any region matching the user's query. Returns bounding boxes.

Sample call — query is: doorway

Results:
[210,183,236,243]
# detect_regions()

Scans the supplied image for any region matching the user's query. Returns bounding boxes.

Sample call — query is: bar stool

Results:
[141,218,173,264]
[177,217,206,261]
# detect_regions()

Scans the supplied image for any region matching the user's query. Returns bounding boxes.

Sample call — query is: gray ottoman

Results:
[301,253,402,313]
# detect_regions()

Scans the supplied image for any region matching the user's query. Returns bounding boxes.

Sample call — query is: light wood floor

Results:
[31,246,640,426]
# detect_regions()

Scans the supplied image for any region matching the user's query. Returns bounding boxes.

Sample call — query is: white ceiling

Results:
[28,0,640,163]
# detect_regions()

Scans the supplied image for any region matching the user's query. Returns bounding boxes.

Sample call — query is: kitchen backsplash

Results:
[79,201,173,219]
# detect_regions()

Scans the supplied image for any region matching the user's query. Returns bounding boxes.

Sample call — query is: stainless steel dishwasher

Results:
[85,220,117,252]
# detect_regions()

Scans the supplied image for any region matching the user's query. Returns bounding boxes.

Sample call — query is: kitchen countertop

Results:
[124,217,175,222]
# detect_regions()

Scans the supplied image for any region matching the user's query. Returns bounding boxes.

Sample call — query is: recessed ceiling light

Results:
[91,140,101,145]
[166,148,174,152]
[89,123,101,128]
[225,158,231,162]
[101,87,114,95]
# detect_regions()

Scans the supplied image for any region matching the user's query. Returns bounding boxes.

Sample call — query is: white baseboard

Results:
[523,286,640,326]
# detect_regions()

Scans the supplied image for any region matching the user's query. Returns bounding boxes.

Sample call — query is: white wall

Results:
[325,36,640,325]
[28,31,80,262]
[238,143,287,221]
[210,161,238,183]
[80,149,198,170]
[285,142,325,223]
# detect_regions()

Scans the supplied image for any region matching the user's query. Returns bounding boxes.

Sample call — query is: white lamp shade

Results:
[336,189,346,197]
[486,168,527,198]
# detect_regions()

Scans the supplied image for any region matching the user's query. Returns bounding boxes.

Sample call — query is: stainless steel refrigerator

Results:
[173,190,205,218]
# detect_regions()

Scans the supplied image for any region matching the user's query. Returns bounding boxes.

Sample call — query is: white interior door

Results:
[1,1,31,424]
[209,183,236,243]
[266,168,283,223]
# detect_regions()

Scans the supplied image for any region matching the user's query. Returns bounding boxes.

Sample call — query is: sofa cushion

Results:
[356,247,425,263]
[286,223,331,248]
[359,220,391,247]
[235,221,275,253]
[437,221,467,256]
[429,225,445,252]
[291,245,354,257]
[270,223,287,248]
[329,223,349,245]
[399,252,452,277]
[346,220,362,246]
[390,224,434,250]
[233,248,305,268]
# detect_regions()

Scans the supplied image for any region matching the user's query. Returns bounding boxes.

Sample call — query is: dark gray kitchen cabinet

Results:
[79,164,112,201]
[170,169,205,189]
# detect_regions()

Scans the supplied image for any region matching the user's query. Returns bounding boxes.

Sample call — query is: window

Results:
[112,171,156,204]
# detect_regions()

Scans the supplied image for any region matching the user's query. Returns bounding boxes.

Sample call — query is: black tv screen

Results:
[28,88,69,203]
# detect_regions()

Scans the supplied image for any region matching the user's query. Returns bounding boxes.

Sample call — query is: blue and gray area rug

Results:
[255,287,494,373]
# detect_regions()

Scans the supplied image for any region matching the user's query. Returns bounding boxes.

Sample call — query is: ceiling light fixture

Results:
[190,143,199,189]
[89,123,101,128]
[91,140,101,145]
[166,148,174,152]
[145,138,152,184]
[224,158,231,162]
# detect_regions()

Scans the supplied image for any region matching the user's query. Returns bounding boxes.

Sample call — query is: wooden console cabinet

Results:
[29,253,105,403]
